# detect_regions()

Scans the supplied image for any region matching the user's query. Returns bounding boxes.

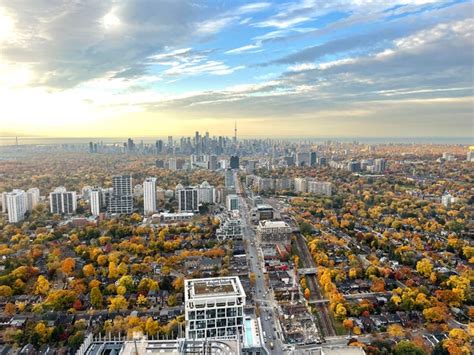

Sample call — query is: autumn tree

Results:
[416,258,433,278]
[90,287,103,309]
[61,257,76,275]
[108,295,128,311]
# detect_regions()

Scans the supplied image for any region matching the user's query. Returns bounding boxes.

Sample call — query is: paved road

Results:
[235,172,286,354]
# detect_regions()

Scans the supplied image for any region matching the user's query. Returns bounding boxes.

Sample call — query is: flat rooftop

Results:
[185,277,245,300]
[258,220,290,228]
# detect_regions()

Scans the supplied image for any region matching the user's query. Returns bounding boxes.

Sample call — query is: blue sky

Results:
[0,0,472,138]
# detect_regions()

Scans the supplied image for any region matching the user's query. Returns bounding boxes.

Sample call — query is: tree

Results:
[416,258,433,278]
[137,294,147,307]
[82,264,96,277]
[393,340,425,355]
[299,222,313,235]
[167,294,177,307]
[34,275,50,296]
[61,257,76,275]
[335,304,347,321]
[387,324,405,337]
[249,273,256,286]
[0,285,13,297]
[172,277,184,293]
[108,262,119,279]
[4,303,16,316]
[108,295,128,311]
[343,319,354,332]
[304,288,311,300]
[90,287,103,309]
[145,317,160,337]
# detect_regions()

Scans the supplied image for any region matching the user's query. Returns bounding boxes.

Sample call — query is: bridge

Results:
[298,267,318,275]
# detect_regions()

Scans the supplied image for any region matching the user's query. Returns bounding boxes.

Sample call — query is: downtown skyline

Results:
[0,0,473,138]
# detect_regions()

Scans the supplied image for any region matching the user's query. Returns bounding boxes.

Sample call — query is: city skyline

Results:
[0,0,473,138]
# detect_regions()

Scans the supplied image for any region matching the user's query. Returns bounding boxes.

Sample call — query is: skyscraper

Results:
[143,177,157,215]
[108,175,133,214]
[6,190,27,223]
[49,187,77,214]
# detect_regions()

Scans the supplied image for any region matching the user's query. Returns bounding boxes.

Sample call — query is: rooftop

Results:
[185,277,245,300]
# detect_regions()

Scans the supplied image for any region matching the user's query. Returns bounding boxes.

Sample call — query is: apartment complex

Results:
[256,220,292,245]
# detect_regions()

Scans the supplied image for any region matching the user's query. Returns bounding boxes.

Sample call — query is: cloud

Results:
[225,44,262,55]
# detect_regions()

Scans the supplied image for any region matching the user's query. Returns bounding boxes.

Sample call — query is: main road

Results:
[234,171,286,355]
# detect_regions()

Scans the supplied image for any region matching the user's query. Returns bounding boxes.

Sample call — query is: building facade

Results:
[143,177,157,215]
[176,185,199,212]
[49,187,77,214]
[6,190,26,223]
[108,175,133,214]
[185,277,246,340]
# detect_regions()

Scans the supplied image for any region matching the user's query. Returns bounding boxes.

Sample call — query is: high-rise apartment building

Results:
[373,158,387,173]
[6,190,27,223]
[1,192,7,213]
[197,181,216,205]
[294,177,308,193]
[90,187,109,217]
[176,185,199,212]
[143,177,157,215]
[108,175,133,214]
[307,180,333,196]
[49,187,77,214]
[225,169,235,188]
[185,277,246,340]
[26,188,40,211]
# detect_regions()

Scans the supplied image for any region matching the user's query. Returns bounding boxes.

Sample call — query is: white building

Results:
[442,193,457,208]
[307,180,333,196]
[256,220,292,245]
[26,188,40,211]
[49,187,77,214]
[467,150,474,162]
[1,192,7,213]
[185,277,246,340]
[373,158,387,173]
[197,181,216,205]
[294,177,308,193]
[143,177,157,215]
[226,194,239,211]
[89,188,105,217]
[168,157,178,171]
[6,190,27,223]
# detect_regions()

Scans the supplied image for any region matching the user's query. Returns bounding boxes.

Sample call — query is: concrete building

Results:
[25,188,40,211]
[152,212,194,224]
[226,194,239,211]
[467,150,474,162]
[296,152,310,166]
[6,190,26,223]
[49,187,77,214]
[373,158,387,173]
[225,169,235,188]
[185,277,246,340]
[108,175,133,214]
[197,181,216,204]
[168,157,178,171]
[294,178,308,194]
[307,180,332,196]
[442,193,457,208]
[1,192,7,213]
[89,188,105,217]
[256,220,292,245]
[176,185,199,212]
[143,177,157,215]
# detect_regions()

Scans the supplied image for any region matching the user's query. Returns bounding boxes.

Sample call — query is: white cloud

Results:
[225,44,261,54]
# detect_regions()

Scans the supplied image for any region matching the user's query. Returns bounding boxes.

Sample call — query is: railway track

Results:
[295,233,337,337]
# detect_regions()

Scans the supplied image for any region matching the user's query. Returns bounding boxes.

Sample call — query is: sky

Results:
[0,0,473,138]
